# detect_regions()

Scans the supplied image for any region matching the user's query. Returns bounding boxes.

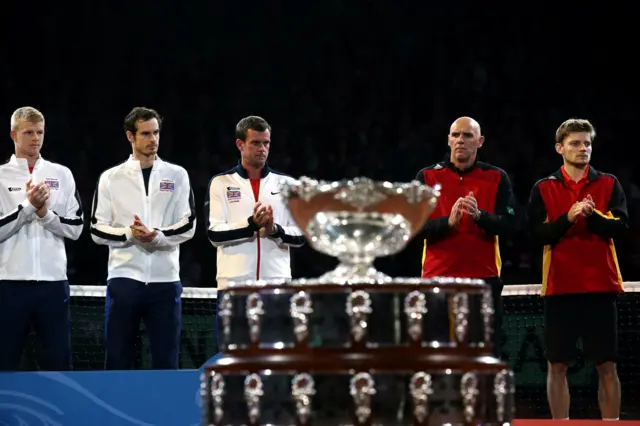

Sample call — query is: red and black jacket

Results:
[526,166,628,296]
[415,160,517,279]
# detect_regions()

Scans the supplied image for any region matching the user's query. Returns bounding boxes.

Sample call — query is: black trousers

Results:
[104,278,182,370]
[0,280,72,371]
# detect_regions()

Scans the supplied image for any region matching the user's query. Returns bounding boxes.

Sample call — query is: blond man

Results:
[0,107,83,371]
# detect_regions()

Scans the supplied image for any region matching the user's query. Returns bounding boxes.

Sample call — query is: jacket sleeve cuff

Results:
[247,215,260,231]
[475,209,488,222]
[21,199,37,215]
[557,212,572,227]
[270,223,284,237]
[36,209,57,224]
[124,227,134,242]
[150,231,168,246]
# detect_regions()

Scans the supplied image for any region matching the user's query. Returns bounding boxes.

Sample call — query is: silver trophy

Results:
[203,176,517,426]
[280,177,440,282]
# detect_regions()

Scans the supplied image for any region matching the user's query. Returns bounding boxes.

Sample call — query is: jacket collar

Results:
[442,152,479,174]
[9,154,45,171]
[552,165,599,183]
[125,154,164,170]
[234,160,271,179]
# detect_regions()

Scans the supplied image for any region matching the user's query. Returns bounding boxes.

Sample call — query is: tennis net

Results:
[19,281,640,420]
[499,282,640,420]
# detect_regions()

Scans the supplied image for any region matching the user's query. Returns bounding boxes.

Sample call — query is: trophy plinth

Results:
[280,177,440,282]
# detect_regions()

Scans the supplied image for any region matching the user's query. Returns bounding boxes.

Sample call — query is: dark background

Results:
[2,1,639,420]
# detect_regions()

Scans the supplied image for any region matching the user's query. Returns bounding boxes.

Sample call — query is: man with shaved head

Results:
[414,116,517,357]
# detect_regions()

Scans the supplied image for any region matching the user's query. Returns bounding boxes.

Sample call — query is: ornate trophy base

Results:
[205,277,516,426]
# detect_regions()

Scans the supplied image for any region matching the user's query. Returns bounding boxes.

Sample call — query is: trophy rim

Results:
[206,348,508,372]
[279,176,441,203]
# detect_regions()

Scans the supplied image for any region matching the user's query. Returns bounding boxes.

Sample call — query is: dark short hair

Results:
[235,116,271,141]
[555,118,595,145]
[124,107,163,135]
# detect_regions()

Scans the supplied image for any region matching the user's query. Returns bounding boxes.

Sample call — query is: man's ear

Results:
[126,131,135,144]
[236,139,244,151]
[477,135,485,148]
[555,142,563,155]
[9,130,16,143]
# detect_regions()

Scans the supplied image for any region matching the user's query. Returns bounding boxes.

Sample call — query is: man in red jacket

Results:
[527,118,628,421]
[415,116,518,357]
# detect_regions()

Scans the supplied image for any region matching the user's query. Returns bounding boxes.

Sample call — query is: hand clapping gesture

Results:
[130,215,158,243]
[449,191,480,227]
[26,177,49,209]
[253,202,275,236]
[568,194,595,223]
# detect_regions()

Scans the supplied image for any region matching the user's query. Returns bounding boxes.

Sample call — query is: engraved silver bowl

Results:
[280,177,440,282]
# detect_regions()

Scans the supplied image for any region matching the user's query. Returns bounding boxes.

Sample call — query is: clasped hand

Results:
[568,194,595,223]
[130,215,158,243]
[253,202,275,236]
[26,178,49,216]
[449,191,480,227]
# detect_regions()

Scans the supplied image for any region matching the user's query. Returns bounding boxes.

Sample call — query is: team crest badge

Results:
[227,186,241,203]
[159,179,175,192]
[44,177,59,190]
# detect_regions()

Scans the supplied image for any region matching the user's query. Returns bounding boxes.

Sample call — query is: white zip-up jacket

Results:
[0,155,83,281]
[90,156,196,283]
[205,163,305,289]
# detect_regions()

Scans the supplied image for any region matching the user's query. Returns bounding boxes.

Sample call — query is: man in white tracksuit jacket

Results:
[90,107,196,370]
[205,115,305,353]
[0,107,83,371]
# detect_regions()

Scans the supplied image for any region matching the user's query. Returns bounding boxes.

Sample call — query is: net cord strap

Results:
[69,282,640,299]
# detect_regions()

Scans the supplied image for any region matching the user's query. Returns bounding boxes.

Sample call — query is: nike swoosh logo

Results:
[271,191,280,195]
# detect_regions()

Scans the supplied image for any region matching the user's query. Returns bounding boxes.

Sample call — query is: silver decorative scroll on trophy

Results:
[218,293,233,345]
[291,373,316,424]
[346,290,373,343]
[290,291,313,343]
[494,369,515,422]
[210,372,225,424]
[405,291,428,342]
[246,293,264,345]
[481,289,494,345]
[244,374,264,425]
[280,177,440,282]
[460,372,479,423]
[350,373,376,425]
[452,293,470,345]
[409,372,433,424]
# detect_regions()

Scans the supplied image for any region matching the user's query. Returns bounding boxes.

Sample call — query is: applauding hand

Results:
[130,215,157,243]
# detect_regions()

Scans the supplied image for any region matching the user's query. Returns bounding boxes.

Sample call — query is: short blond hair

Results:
[11,106,45,131]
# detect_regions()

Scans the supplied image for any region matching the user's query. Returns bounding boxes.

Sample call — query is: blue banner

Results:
[0,355,222,426]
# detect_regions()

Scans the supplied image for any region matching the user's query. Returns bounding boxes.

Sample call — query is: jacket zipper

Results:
[31,168,40,280]
[255,179,262,280]
[256,238,261,280]
[139,168,151,285]
[457,174,463,271]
